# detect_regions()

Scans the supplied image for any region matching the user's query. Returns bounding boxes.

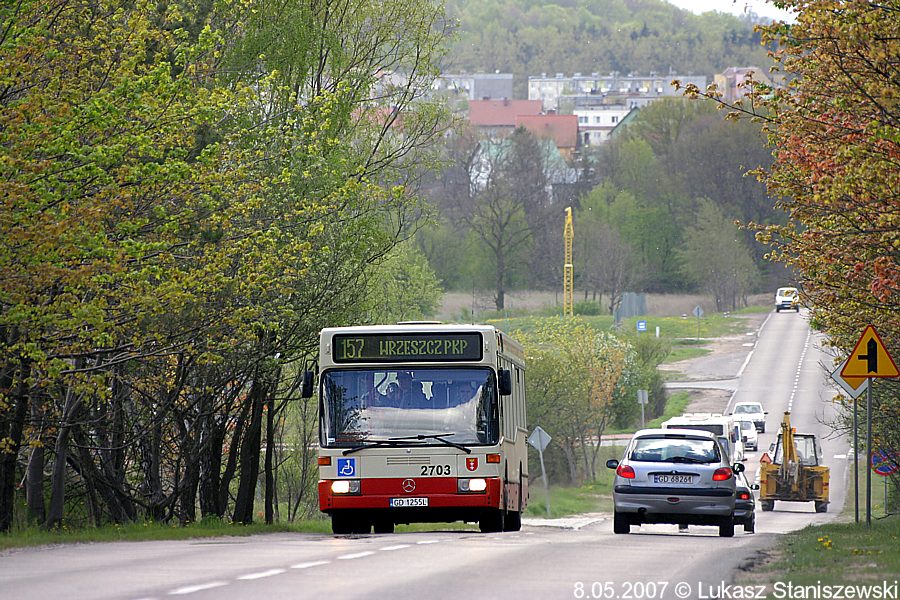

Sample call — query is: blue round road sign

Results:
[871,449,899,476]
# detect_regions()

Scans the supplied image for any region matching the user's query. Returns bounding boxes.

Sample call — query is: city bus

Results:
[304,323,528,534]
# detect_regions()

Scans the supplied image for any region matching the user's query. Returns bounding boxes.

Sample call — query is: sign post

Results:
[637,389,649,428]
[528,426,553,518]
[692,305,704,341]
[830,356,867,523]
[840,325,899,527]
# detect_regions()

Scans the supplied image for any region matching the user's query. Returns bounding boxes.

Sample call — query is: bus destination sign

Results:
[333,332,483,363]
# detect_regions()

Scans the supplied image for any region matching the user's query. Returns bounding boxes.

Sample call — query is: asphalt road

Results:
[1,310,850,600]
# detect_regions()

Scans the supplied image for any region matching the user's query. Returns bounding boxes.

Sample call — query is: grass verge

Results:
[0,517,332,552]
[524,445,623,518]
[736,515,899,592]
[736,457,899,593]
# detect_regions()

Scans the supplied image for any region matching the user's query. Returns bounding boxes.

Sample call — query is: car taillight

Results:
[616,464,636,479]
[738,491,751,500]
[713,467,733,481]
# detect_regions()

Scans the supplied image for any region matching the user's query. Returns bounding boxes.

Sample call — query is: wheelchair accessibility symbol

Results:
[337,458,356,477]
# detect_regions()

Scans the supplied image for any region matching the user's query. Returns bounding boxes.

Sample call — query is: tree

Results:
[447,129,557,310]
[680,199,759,311]
[0,0,453,531]
[517,319,633,484]
[576,194,635,315]
[676,0,899,463]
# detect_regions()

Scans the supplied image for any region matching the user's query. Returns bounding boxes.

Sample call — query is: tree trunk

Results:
[0,365,29,533]
[264,392,276,525]
[233,376,266,524]
[46,382,82,529]
[495,252,506,311]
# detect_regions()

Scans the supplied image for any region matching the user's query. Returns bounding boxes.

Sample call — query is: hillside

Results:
[444,0,773,85]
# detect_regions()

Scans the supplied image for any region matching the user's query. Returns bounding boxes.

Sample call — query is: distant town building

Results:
[714,67,776,103]
[528,72,708,113]
[435,73,515,100]
[515,114,579,155]
[467,99,543,138]
[573,105,635,146]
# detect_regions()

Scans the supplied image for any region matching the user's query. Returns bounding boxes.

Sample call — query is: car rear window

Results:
[629,437,720,463]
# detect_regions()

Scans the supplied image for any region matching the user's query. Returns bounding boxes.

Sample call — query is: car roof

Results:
[633,428,717,440]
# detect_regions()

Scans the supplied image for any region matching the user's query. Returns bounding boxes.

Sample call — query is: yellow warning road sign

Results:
[840,325,899,379]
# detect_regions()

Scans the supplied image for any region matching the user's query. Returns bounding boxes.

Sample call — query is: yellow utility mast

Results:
[563,207,574,317]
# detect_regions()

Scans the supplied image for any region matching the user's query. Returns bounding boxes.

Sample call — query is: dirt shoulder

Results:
[660,312,769,413]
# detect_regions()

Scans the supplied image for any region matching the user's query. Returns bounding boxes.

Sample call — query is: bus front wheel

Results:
[479,510,504,533]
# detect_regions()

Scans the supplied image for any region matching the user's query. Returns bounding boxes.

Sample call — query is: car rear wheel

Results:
[719,516,734,538]
[613,511,630,534]
[760,500,774,511]
[744,513,755,533]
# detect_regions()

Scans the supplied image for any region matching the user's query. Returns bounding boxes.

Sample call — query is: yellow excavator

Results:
[759,412,830,512]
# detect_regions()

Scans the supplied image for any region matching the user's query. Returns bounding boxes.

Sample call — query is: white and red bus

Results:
[306,323,528,534]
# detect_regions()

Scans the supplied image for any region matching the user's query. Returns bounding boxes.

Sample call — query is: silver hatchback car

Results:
[607,429,743,537]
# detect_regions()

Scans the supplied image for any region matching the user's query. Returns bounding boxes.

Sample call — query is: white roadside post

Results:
[637,389,649,428]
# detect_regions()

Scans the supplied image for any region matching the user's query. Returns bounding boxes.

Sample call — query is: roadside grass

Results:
[524,445,623,518]
[0,517,333,552]
[736,515,900,592]
[736,459,899,592]
[665,345,712,363]
[604,391,692,435]
[489,313,747,343]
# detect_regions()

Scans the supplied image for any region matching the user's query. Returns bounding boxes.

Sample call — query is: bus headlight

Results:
[458,478,487,493]
[331,480,360,494]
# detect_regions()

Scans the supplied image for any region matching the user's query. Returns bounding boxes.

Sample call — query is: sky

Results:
[665,0,797,22]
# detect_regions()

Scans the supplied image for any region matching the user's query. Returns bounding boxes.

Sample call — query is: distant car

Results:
[607,428,742,537]
[775,287,800,312]
[738,419,758,451]
[734,472,758,533]
[731,402,767,433]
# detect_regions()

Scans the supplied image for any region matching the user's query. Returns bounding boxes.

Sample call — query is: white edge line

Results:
[237,569,286,580]
[168,582,229,595]
[380,544,412,551]
[290,560,330,569]
[416,540,441,545]
[337,551,375,560]
[736,349,754,379]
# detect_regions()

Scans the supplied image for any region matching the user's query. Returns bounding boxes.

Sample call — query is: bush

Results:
[574,300,603,316]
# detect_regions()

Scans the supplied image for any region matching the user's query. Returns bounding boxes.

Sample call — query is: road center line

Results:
[291,560,330,569]
[380,544,411,551]
[338,551,376,560]
[168,581,229,595]
[237,569,286,580]
[416,540,441,545]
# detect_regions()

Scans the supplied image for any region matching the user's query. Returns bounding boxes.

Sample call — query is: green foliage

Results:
[357,242,444,323]
[0,0,453,531]
[515,317,635,483]
[445,0,772,89]
[680,1,900,461]
[679,199,759,311]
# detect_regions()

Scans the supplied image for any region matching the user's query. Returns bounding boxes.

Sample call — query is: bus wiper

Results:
[390,433,472,454]
[342,439,425,455]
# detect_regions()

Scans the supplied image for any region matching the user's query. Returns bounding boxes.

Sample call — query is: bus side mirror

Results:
[300,371,314,398]
[498,369,512,396]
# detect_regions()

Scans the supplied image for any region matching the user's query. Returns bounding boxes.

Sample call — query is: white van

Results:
[661,413,745,462]
[736,419,758,451]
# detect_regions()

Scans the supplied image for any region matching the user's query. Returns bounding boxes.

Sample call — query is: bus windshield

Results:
[320,368,499,447]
